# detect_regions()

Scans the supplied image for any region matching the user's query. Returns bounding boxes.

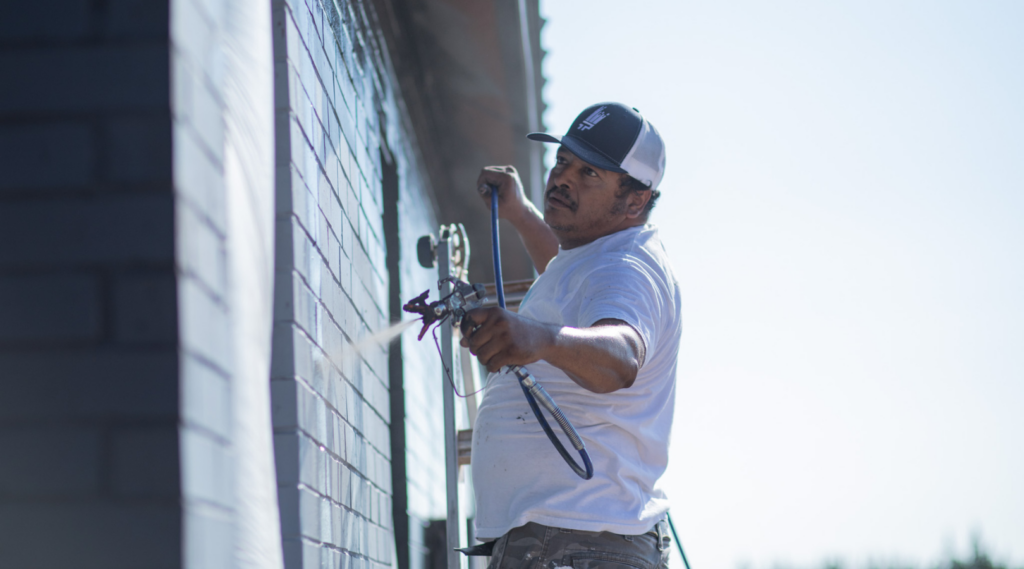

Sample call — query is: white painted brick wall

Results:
[170,0,239,564]
[173,0,285,560]
[270,0,448,567]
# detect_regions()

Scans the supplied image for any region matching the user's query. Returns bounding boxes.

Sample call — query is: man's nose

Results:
[548,170,572,193]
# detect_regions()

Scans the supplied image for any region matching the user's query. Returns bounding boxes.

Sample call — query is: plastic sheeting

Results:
[222,0,283,567]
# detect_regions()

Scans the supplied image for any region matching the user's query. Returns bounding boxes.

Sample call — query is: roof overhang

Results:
[371,0,547,281]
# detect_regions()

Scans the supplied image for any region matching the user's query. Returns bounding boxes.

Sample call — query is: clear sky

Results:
[537,1,1024,568]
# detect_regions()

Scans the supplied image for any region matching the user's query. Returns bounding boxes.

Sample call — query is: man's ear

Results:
[624,189,652,219]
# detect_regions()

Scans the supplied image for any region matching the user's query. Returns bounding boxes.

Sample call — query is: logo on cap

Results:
[577,106,610,131]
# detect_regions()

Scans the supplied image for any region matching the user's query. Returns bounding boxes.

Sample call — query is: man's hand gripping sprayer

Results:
[401,185,594,480]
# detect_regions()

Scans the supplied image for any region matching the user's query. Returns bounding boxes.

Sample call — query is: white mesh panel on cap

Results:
[620,118,666,189]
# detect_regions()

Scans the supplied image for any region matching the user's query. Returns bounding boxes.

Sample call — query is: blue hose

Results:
[491,191,506,309]
[489,187,593,480]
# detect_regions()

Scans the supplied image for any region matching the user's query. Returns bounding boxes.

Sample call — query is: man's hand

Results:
[460,308,645,394]
[460,307,555,373]
[476,166,531,225]
[475,165,560,273]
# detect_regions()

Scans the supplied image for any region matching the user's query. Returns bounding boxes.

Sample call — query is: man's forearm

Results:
[539,320,645,394]
[462,310,643,394]
[509,201,560,274]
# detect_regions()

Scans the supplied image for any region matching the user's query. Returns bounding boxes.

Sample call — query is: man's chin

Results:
[543,212,574,234]
[543,209,561,229]
[544,204,572,222]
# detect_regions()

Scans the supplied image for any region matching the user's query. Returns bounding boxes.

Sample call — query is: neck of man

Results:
[555,217,647,250]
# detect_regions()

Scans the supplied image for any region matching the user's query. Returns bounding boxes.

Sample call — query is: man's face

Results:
[543,146,646,248]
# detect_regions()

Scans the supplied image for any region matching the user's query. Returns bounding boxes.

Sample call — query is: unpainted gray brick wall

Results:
[0,1,181,567]
[269,0,446,567]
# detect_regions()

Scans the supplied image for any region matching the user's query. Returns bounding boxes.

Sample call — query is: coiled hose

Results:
[489,187,593,480]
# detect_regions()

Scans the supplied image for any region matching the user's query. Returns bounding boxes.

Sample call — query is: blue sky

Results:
[538,1,1024,568]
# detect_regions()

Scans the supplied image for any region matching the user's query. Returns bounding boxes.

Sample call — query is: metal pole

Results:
[439,228,462,569]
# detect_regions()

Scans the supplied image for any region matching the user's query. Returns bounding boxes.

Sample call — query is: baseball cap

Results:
[528,102,667,190]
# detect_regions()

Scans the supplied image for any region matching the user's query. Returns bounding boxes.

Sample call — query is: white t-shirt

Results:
[471,224,682,539]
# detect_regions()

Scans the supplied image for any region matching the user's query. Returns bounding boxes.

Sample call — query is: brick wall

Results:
[0,1,180,567]
[170,0,236,564]
[171,0,284,566]
[0,0,519,566]
[268,0,446,568]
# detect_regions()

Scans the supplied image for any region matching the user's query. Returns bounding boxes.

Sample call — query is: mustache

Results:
[545,185,578,212]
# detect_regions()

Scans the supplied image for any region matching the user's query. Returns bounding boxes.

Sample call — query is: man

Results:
[462,102,681,569]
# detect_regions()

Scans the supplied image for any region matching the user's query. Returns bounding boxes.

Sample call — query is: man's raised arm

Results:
[476,166,560,274]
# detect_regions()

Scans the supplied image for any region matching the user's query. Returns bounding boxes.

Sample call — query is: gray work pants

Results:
[485,519,671,569]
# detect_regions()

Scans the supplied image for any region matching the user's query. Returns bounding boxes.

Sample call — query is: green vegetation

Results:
[943,540,1019,569]
[769,537,1020,569]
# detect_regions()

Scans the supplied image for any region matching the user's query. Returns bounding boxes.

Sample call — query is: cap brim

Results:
[527,132,561,144]
[527,132,627,174]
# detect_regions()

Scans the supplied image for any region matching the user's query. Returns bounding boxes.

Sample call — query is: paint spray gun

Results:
[402,278,487,341]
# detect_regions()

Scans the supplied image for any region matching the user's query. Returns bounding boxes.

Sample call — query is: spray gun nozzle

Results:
[402,290,438,340]
[402,279,488,341]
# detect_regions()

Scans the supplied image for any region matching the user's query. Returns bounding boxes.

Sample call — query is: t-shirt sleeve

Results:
[575,256,665,361]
